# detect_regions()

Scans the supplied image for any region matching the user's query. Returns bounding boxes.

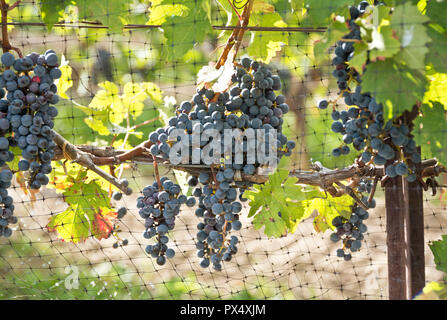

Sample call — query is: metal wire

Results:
[0,22,327,32]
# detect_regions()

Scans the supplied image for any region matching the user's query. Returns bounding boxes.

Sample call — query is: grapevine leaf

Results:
[246,157,321,237]
[40,0,71,31]
[361,59,428,119]
[47,171,116,243]
[414,282,447,300]
[423,71,447,108]
[47,204,91,243]
[313,20,349,65]
[303,0,351,27]
[55,55,73,99]
[390,2,430,70]
[271,0,292,20]
[146,3,188,25]
[8,146,21,172]
[91,209,117,241]
[252,0,275,13]
[426,26,447,73]
[368,25,401,62]
[248,12,288,63]
[426,0,447,31]
[348,42,368,73]
[302,194,354,233]
[173,169,192,196]
[413,102,447,165]
[141,82,163,104]
[429,235,447,275]
[122,82,149,120]
[75,81,161,135]
[252,199,287,238]
[161,0,212,60]
[76,0,126,33]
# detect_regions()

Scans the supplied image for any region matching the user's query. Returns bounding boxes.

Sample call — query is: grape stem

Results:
[216,0,254,69]
[226,0,243,22]
[367,176,379,204]
[51,136,446,198]
[151,153,163,191]
[52,129,131,194]
[0,0,22,57]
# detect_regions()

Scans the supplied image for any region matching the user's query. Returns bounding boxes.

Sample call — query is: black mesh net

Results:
[0,0,446,300]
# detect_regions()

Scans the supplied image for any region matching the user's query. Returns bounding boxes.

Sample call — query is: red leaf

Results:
[91,208,117,240]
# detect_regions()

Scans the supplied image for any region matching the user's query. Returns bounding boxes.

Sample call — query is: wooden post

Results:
[407,148,425,297]
[385,147,425,300]
[385,175,409,300]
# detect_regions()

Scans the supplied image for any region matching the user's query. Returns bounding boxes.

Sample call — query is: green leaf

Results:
[303,0,351,27]
[429,235,447,275]
[75,81,161,135]
[413,101,447,164]
[390,2,430,69]
[246,159,322,238]
[415,281,447,300]
[173,170,192,196]
[426,0,447,30]
[313,20,348,64]
[161,0,212,60]
[147,3,189,25]
[47,171,116,243]
[271,0,292,20]
[252,201,287,238]
[8,146,21,172]
[47,204,91,243]
[348,41,369,73]
[76,0,126,33]
[248,12,288,63]
[55,55,73,99]
[302,194,354,232]
[40,0,71,31]
[425,26,447,73]
[361,59,428,119]
[369,25,401,62]
[423,71,447,108]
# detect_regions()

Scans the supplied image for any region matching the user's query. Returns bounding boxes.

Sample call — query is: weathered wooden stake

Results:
[385,148,425,300]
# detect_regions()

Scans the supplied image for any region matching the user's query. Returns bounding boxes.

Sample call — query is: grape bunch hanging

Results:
[140,57,296,270]
[317,1,424,259]
[319,1,420,180]
[0,50,61,238]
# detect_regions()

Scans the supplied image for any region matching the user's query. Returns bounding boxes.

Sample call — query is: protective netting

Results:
[0,0,446,300]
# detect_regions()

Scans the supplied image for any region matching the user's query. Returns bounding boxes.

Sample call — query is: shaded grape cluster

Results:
[318,1,420,182]
[330,202,372,261]
[189,171,243,271]
[142,58,296,269]
[0,50,60,189]
[0,50,61,237]
[141,177,196,266]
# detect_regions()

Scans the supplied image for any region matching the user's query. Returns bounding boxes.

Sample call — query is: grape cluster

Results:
[0,50,60,190]
[318,1,420,182]
[0,50,61,237]
[140,177,196,266]
[142,58,296,269]
[330,201,373,261]
[189,171,243,270]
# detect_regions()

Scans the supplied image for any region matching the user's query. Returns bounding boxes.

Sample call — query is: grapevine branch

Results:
[52,130,131,194]
[52,139,446,193]
[0,0,22,57]
[216,0,255,69]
